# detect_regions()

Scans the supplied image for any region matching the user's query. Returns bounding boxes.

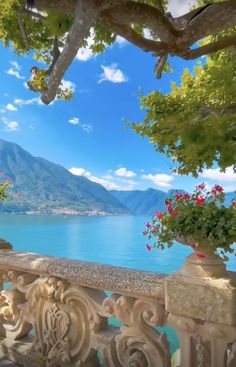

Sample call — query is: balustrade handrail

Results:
[0,249,166,299]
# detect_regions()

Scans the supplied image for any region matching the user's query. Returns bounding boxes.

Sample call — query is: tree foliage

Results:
[133,35,236,176]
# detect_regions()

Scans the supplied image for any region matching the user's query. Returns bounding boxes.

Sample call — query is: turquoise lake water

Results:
[1,215,235,356]
[1,215,235,272]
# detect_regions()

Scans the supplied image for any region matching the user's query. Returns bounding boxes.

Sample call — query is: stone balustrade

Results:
[0,247,235,367]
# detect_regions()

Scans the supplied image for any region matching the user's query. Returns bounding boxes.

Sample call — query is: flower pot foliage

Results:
[144,184,236,256]
[0,173,13,201]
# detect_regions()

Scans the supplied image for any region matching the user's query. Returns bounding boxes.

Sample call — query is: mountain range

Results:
[0,139,128,215]
[0,139,235,215]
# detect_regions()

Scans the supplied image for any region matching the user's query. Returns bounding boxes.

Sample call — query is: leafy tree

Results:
[132,38,236,176]
[0,0,236,174]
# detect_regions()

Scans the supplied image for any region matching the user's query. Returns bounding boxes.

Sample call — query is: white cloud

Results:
[2,117,19,132]
[81,123,93,133]
[200,166,236,184]
[6,68,25,80]
[98,64,128,84]
[115,167,136,178]
[167,0,197,17]
[10,61,21,71]
[76,46,94,62]
[6,61,25,80]
[69,167,138,190]
[69,167,121,190]
[116,36,128,46]
[68,117,93,133]
[14,97,43,106]
[76,31,95,62]
[6,103,17,112]
[68,117,79,125]
[61,79,76,92]
[142,173,174,188]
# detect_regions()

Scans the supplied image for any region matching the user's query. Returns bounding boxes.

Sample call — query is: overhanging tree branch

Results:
[16,0,236,104]
[182,34,236,60]
[155,54,168,79]
[100,15,167,54]
[18,6,30,49]
[41,0,129,104]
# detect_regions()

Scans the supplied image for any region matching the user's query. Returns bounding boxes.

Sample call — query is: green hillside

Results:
[0,139,129,215]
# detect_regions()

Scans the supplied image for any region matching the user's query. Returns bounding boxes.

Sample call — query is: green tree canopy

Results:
[133,39,236,176]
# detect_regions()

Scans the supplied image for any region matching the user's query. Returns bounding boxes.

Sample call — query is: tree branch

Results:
[46,37,61,75]
[103,1,178,43]
[41,0,129,104]
[179,1,236,46]
[100,15,167,54]
[182,34,236,60]
[18,7,30,49]
[155,54,168,79]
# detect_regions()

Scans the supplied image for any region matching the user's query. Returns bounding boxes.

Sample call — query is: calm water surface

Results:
[1,215,235,272]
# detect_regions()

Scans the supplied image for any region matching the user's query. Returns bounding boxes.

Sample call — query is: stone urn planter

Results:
[176,235,227,278]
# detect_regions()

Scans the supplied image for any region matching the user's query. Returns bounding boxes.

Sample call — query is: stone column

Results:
[165,269,236,367]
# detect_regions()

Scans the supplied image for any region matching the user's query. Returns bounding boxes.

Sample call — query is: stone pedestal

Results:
[166,271,236,367]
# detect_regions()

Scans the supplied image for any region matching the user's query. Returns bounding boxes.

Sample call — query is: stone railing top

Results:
[0,250,166,299]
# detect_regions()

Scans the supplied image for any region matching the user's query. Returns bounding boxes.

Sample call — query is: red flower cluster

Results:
[211,184,224,196]
[143,183,235,255]
[156,211,164,220]
[195,196,205,206]
[197,183,206,191]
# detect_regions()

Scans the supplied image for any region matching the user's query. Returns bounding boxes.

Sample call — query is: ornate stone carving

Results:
[101,294,171,367]
[25,276,107,367]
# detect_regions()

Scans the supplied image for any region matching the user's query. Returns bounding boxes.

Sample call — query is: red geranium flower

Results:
[175,193,183,200]
[195,196,205,206]
[146,244,152,251]
[183,193,190,200]
[156,211,164,220]
[196,183,206,191]
[211,184,224,196]
[146,222,151,228]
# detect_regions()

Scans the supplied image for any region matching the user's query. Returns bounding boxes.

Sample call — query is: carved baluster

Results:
[168,314,236,367]
[100,294,171,367]
[0,270,37,340]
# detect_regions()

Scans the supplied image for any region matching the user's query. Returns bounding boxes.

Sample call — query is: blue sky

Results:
[0,0,235,193]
